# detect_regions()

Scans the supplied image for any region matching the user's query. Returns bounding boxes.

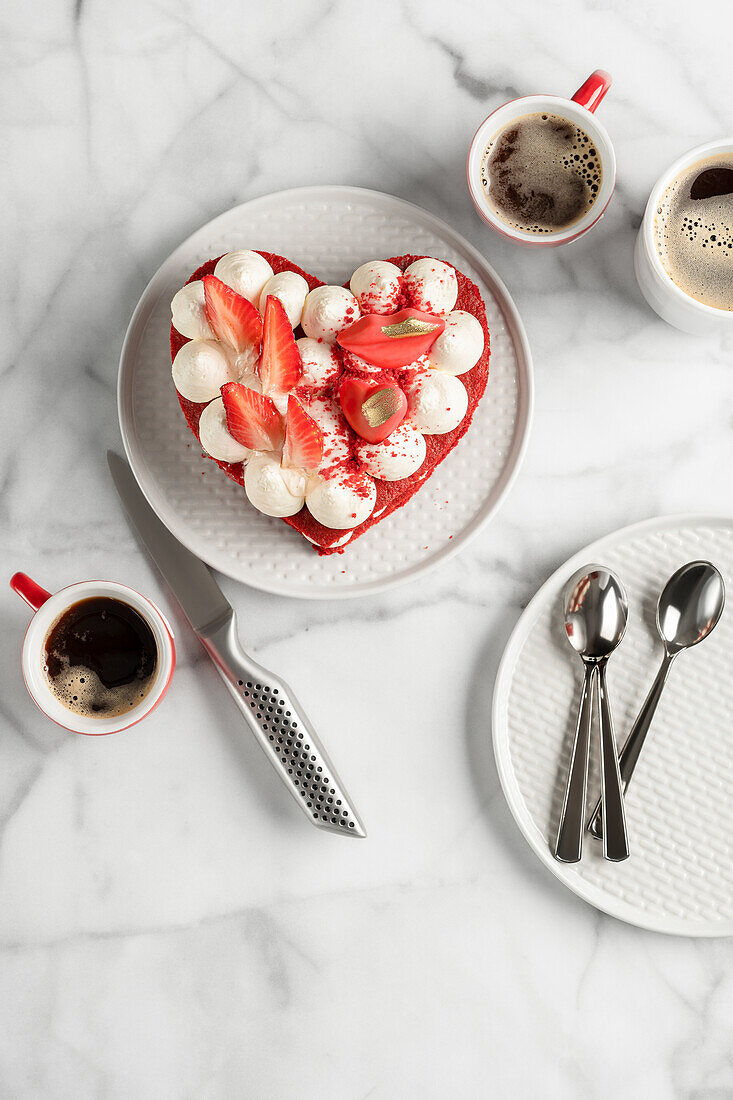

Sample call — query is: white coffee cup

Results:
[11,573,175,735]
[634,138,733,335]
[467,71,616,247]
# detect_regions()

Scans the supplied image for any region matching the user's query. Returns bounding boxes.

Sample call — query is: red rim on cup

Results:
[10,573,175,735]
[466,70,616,247]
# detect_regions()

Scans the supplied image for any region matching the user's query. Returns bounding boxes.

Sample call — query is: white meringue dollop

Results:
[214,250,274,306]
[404,258,459,315]
[172,339,239,403]
[259,271,309,328]
[296,338,342,388]
[340,349,384,376]
[357,422,427,481]
[349,260,403,315]
[231,345,261,377]
[406,369,468,434]
[306,467,377,529]
[171,281,214,340]
[198,397,252,464]
[300,394,353,470]
[427,310,484,376]
[244,453,307,518]
[303,531,353,548]
[301,285,360,343]
[233,364,262,392]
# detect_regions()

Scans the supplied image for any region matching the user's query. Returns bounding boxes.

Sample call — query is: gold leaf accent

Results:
[361,388,400,428]
[381,318,440,339]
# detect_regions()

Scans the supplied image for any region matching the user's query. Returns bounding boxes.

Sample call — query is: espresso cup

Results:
[634,138,733,335]
[11,573,175,735]
[467,70,616,247]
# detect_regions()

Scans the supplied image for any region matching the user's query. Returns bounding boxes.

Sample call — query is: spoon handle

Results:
[596,661,630,861]
[588,652,674,839]
[555,663,595,863]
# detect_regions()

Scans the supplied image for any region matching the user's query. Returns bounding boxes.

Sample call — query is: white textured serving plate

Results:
[493,515,733,936]
[118,186,532,598]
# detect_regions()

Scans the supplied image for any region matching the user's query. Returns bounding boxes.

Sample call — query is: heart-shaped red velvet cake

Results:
[170,251,490,554]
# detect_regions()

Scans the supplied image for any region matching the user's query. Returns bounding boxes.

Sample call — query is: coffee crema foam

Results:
[43,596,158,720]
[481,112,602,234]
[42,660,153,719]
[654,153,733,311]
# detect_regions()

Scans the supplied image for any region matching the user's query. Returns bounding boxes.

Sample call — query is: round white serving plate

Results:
[493,514,733,936]
[118,186,532,599]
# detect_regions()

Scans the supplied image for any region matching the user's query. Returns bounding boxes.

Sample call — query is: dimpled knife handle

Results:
[200,611,366,837]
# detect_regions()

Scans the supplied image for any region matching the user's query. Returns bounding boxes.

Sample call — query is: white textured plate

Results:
[118,186,532,598]
[493,515,733,936]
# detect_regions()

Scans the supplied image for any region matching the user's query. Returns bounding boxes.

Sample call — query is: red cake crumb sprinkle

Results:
[335,463,373,499]
[170,251,490,556]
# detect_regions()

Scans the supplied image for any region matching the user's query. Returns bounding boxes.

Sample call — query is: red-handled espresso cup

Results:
[467,70,616,246]
[11,573,175,735]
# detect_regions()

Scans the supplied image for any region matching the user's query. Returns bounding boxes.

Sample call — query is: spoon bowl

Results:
[563,564,629,661]
[657,561,725,654]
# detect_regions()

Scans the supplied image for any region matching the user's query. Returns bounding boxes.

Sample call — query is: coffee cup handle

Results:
[571,70,611,113]
[10,572,52,612]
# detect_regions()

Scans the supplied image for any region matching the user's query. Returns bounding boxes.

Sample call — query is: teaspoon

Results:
[555,565,630,863]
[588,560,725,840]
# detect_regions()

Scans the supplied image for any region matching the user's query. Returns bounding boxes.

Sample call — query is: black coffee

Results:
[481,112,602,234]
[44,597,157,718]
[654,153,733,311]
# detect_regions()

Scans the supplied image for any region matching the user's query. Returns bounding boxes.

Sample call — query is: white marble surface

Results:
[3,1,733,1096]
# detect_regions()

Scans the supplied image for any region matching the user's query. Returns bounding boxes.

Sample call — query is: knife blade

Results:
[108,450,366,837]
[108,453,231,634]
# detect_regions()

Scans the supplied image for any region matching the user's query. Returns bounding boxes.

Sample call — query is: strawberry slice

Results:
[283,396,324,470]
[203,275,263,353]
[220,383,284,451]
[260,295,301,394]
[339,377,407,444]
[337,308,445,370]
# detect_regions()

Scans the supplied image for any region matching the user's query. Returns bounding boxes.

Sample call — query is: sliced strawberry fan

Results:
[221,384,284,451]
[203,275,262,352]
[171,251,490,555]
[283,396,324,470]
[260,296,301,395]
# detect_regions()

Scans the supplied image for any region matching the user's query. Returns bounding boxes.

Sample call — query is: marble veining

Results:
[2,0,733,1096]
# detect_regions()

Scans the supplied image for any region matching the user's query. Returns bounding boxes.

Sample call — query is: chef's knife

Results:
[107,451,366,837]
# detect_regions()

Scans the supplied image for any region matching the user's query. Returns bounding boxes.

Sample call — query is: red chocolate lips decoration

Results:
[337,308,445,370]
